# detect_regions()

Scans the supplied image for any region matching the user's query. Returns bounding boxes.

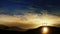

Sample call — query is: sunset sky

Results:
[0,0,60,32]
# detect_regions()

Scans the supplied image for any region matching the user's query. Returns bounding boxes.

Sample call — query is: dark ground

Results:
[0,26,60,34]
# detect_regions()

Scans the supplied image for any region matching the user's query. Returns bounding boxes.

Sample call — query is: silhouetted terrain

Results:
[0,25,60,34]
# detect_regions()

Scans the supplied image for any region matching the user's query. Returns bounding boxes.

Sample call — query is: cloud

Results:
[0,0,60,32]
[0,14,41,30]
[0,7,36,15]
[0,8,60,31]
[0,11,59,31]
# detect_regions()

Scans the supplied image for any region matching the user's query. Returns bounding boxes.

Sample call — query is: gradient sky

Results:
[0,0,60,15]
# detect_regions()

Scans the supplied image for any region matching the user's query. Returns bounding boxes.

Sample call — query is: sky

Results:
[0,0,60,31]
[0,0,60,15]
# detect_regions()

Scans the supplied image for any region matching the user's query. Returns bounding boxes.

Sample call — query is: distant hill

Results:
[0,24,22,31]
[0,25,60,34]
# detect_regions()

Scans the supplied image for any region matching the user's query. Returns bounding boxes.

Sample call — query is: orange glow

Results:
[0,13,60,30]
[42,27,49,34]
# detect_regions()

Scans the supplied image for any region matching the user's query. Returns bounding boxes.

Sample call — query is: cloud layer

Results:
[0,12,60,31]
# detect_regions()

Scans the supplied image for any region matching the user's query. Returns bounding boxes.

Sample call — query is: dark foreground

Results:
[0,26,60,34]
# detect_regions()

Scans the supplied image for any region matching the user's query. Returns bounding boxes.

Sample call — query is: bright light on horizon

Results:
[41,27,49,34]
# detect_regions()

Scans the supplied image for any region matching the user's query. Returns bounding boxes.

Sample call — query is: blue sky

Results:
[0,0,60,15]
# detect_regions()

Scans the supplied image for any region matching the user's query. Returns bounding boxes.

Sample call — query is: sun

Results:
[41,27,49,34]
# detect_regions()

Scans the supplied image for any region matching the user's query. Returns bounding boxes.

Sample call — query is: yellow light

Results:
[42,27,49,34]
